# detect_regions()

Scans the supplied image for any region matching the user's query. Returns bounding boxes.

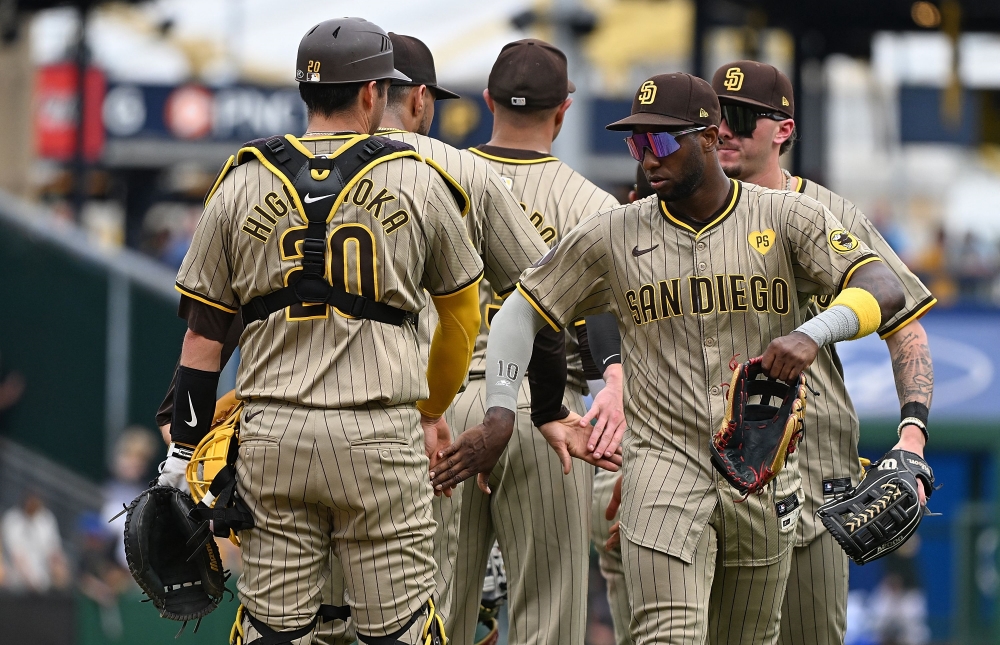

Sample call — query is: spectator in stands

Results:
[912,226,958,305]
[102,426,159,568]
[78,512,131,639]
[0,490,70,592]
[952,231,1000,302]
[868,537,930,645]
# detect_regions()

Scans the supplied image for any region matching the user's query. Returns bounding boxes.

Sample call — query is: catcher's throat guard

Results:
[710,357,807,496]
[186,391,254,545]
[818,449,937,565]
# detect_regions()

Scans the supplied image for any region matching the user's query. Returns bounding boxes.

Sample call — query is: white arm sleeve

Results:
[483,290,548,412]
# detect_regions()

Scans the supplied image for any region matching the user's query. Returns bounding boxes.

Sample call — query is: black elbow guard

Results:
[169,366,221,446]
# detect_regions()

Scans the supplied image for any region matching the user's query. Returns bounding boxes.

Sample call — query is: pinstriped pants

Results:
[315,412,464,645]
[592,469,633,645]
[235,401,437,644]
[777,531,849,645]
[446,379,593,645]
[621,508,793,645]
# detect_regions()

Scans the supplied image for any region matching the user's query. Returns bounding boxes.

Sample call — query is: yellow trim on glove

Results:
[417,278,483,417]
[831,287,881,340]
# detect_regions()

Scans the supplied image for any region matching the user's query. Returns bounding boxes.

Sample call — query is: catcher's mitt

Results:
[818,449,936,565]
[710,357,807,496]
[123,485,229,622]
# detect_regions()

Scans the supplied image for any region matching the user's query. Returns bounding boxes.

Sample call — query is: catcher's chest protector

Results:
[710,357,807,496]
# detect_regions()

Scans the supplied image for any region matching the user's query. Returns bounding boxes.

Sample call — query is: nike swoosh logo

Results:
[303,193,334,204]
[244,410,264,422]
[185,393,198,427]
[632,244,659,257]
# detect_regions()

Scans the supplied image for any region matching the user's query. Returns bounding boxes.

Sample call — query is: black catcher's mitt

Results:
[123,485,228,622]
[818,449,935,565]
[710,357,807,496]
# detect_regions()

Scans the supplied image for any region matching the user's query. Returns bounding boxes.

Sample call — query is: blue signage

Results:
[839,308,1000,420]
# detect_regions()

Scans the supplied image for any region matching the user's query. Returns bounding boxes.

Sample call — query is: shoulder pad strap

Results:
[425,157,471,217]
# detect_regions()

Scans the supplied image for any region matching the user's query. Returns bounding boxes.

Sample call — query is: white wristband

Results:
[897,417,927,439]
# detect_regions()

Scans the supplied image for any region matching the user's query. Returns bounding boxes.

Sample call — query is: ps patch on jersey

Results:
[748,229,776,255]
[828,229,859,254]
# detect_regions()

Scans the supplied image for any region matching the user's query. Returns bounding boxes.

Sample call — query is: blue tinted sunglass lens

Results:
[625,132,682,161]
[647,132,681,157]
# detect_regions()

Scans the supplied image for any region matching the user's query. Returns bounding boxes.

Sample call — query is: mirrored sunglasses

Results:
[624,127,706,162]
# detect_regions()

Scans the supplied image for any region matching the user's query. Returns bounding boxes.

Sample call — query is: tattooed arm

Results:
[886,320,933,501]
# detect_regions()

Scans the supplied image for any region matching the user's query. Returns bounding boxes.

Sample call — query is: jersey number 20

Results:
[280,223,378,321]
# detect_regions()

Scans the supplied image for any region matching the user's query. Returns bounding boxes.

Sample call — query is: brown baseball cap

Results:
[388,33,460,100]
[488,39,576,110]
[606,73,720,131]
[712,60,794,118]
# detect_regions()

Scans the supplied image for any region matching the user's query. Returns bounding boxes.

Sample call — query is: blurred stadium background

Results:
[0,0,999,643]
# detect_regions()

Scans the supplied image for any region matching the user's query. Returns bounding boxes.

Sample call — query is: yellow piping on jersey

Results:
[793,176,805,192]
[879,296,937,340]
[424,157,471,217]
[659,179,741,240]
[174,284,238,314]
[516,283,561,331]
[376,128,408,135]
[839,255,882,292]
[204,155,235,206]
[468,147,558,165]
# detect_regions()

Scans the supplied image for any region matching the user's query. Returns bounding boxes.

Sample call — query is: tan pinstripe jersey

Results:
[469,146,619,389]
[517,180,880,562]
[793,176,935,546]
[375,131,550,371]
[175,134,483,409]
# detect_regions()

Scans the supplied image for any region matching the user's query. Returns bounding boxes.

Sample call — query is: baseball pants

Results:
[314,408,464,645]
[235,401,437,645]
[592,468,632,645]
[777,531,849,645]
[447,379,593,645]
[621,505,794,645]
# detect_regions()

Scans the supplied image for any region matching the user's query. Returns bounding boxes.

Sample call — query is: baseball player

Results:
[586,164,655,645]
[156,18,486,645]
[709,60,935,645]
[439,39,621,645]
[432,72,909,645]
[314,32,574,645]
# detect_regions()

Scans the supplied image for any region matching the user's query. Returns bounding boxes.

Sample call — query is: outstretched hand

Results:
[421,414,453,497]
[539,411,623,475]
[430,407,516,495]
[580,365,626,460]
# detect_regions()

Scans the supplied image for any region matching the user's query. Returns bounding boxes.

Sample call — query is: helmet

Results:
[296,17,410,85]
